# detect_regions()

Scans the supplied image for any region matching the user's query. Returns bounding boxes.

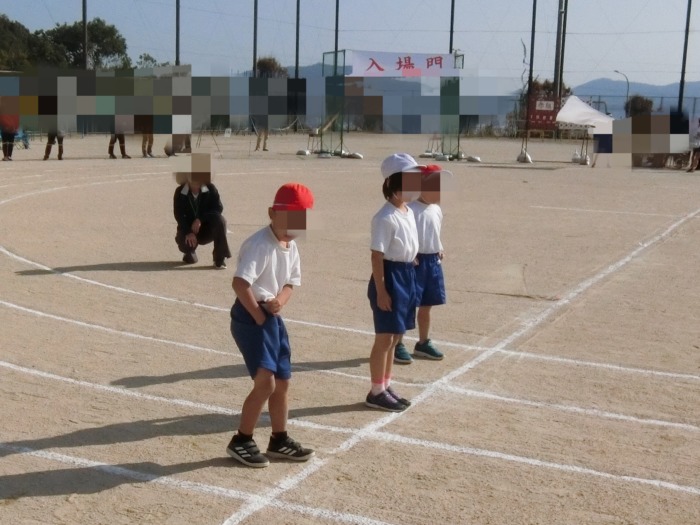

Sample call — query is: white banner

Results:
[350,50,462,77]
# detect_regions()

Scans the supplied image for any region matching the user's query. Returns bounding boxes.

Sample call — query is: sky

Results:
[2,0,698,92]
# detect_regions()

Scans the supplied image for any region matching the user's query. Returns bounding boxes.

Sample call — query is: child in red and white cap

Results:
[226,183,315,468]
[394,164,451,363]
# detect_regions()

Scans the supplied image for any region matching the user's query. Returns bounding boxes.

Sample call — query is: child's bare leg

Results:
[417,305,432,343]
[268,378,289,433]
[370,334,394,390]
[238,368,275,435]
[384,335,399,377]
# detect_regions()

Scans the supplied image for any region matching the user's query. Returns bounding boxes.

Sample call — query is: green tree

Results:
[43,18,130,69]
[256,56,287,78]
[0,15,33,70]
[625,94,654,117]
[135,53,170,69]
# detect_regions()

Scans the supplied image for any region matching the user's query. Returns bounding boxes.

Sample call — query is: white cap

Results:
[380,153,424,179]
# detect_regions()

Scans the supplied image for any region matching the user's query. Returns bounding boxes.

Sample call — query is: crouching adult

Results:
[173,155,231,268]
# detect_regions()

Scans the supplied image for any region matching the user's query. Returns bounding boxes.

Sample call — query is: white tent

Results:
[556,95,614,135]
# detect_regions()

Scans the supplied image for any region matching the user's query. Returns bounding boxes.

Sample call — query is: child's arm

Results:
[232,277,267,325]
[371,250,392,311]
[262,284,293,315]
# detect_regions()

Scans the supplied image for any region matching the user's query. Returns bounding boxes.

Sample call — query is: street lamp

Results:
[614,70,629,117]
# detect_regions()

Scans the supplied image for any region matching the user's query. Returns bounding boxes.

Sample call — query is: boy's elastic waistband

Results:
[383,260,415,268]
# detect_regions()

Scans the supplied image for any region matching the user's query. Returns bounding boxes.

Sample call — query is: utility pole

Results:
[333,0,339,76]
[678,0,693,113]
[253,0,258,77]
[175,0,180,66]
[295,0,300,78]
[552,0,565,107]
[518,0,537,163]
[83,0,88,69]
[449,0,455,53]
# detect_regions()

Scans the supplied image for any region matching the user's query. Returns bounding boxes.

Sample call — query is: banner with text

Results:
[350,50,462,77]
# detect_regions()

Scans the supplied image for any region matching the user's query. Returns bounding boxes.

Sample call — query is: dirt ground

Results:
[1,132,699,525]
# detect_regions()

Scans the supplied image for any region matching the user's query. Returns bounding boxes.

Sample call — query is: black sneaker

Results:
[385,386,411,407]
[215,259,227,269]
[182,251,198,264]
[226,437,270,468]
[365,391,407,412]
[266,436,315,462]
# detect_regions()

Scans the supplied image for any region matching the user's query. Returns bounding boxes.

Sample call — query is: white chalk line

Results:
[0,176,154,207]
[4,358,699,502]
[530,205,678,218]
[0,444,394,525]
[0,297,428,388]
[3,298,690,436]
[0,170,171,191]
[0,299,232,357]
[3,164,700,521]
[497,349,700,382]
[0,244,490,353]
[370,432,700,496]
[0,360,354,436]
[8,242,694,382]
[440,384,700,433]
[221,206,700,524]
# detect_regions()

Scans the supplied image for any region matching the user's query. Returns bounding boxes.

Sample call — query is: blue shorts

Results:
[415,253,446,306]
[230,299,291,380]
[368,260,417,334]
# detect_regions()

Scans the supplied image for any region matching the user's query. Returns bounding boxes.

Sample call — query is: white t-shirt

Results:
[408,200,444,254]
[234,226,301,302]
[370,202,419,262]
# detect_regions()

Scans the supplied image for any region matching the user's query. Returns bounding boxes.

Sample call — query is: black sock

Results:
[271,431,288,442]
[233,431,253,443]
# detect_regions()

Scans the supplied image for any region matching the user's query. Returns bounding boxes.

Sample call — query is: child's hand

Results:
[263,298,282,315]
[438,251,444,260]
[191,219,202,234]
[377,287,392,311]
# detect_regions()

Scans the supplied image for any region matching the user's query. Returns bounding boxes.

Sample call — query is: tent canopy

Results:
[556,95,614,135]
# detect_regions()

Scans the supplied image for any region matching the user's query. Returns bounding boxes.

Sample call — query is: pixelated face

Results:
[421,173,441,204]
[400,171,422,201]
[269,209,309,240]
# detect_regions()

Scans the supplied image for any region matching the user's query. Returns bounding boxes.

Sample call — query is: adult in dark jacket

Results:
[173,172,231,268]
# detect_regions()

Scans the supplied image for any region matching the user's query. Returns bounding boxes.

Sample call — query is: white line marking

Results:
[222,205,700,524]
[0,444,394,525]
[0,360,356,436]
[441,384,700,432]
[530,205,678,218]
[0,360,240,416]
[0,299,232,357]
[0,244,487,353]
[7,236,696,380]
[0,176,152,207]
[4,356,698,510]
[4,161,700,522]
[371,432,700,496]
[497,349,700,382]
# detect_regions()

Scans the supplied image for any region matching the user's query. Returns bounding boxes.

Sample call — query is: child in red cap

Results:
[226,183,315,468]
[394,164,451,363]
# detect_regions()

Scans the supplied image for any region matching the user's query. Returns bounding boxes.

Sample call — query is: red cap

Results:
[272,183,314,211]
[420,164,453,178]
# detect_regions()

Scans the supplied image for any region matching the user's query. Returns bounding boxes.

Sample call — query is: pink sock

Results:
[384,375,392,389]
[370,381,384,396]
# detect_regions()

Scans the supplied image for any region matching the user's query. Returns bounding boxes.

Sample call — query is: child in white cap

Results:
[365,153,421,412]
